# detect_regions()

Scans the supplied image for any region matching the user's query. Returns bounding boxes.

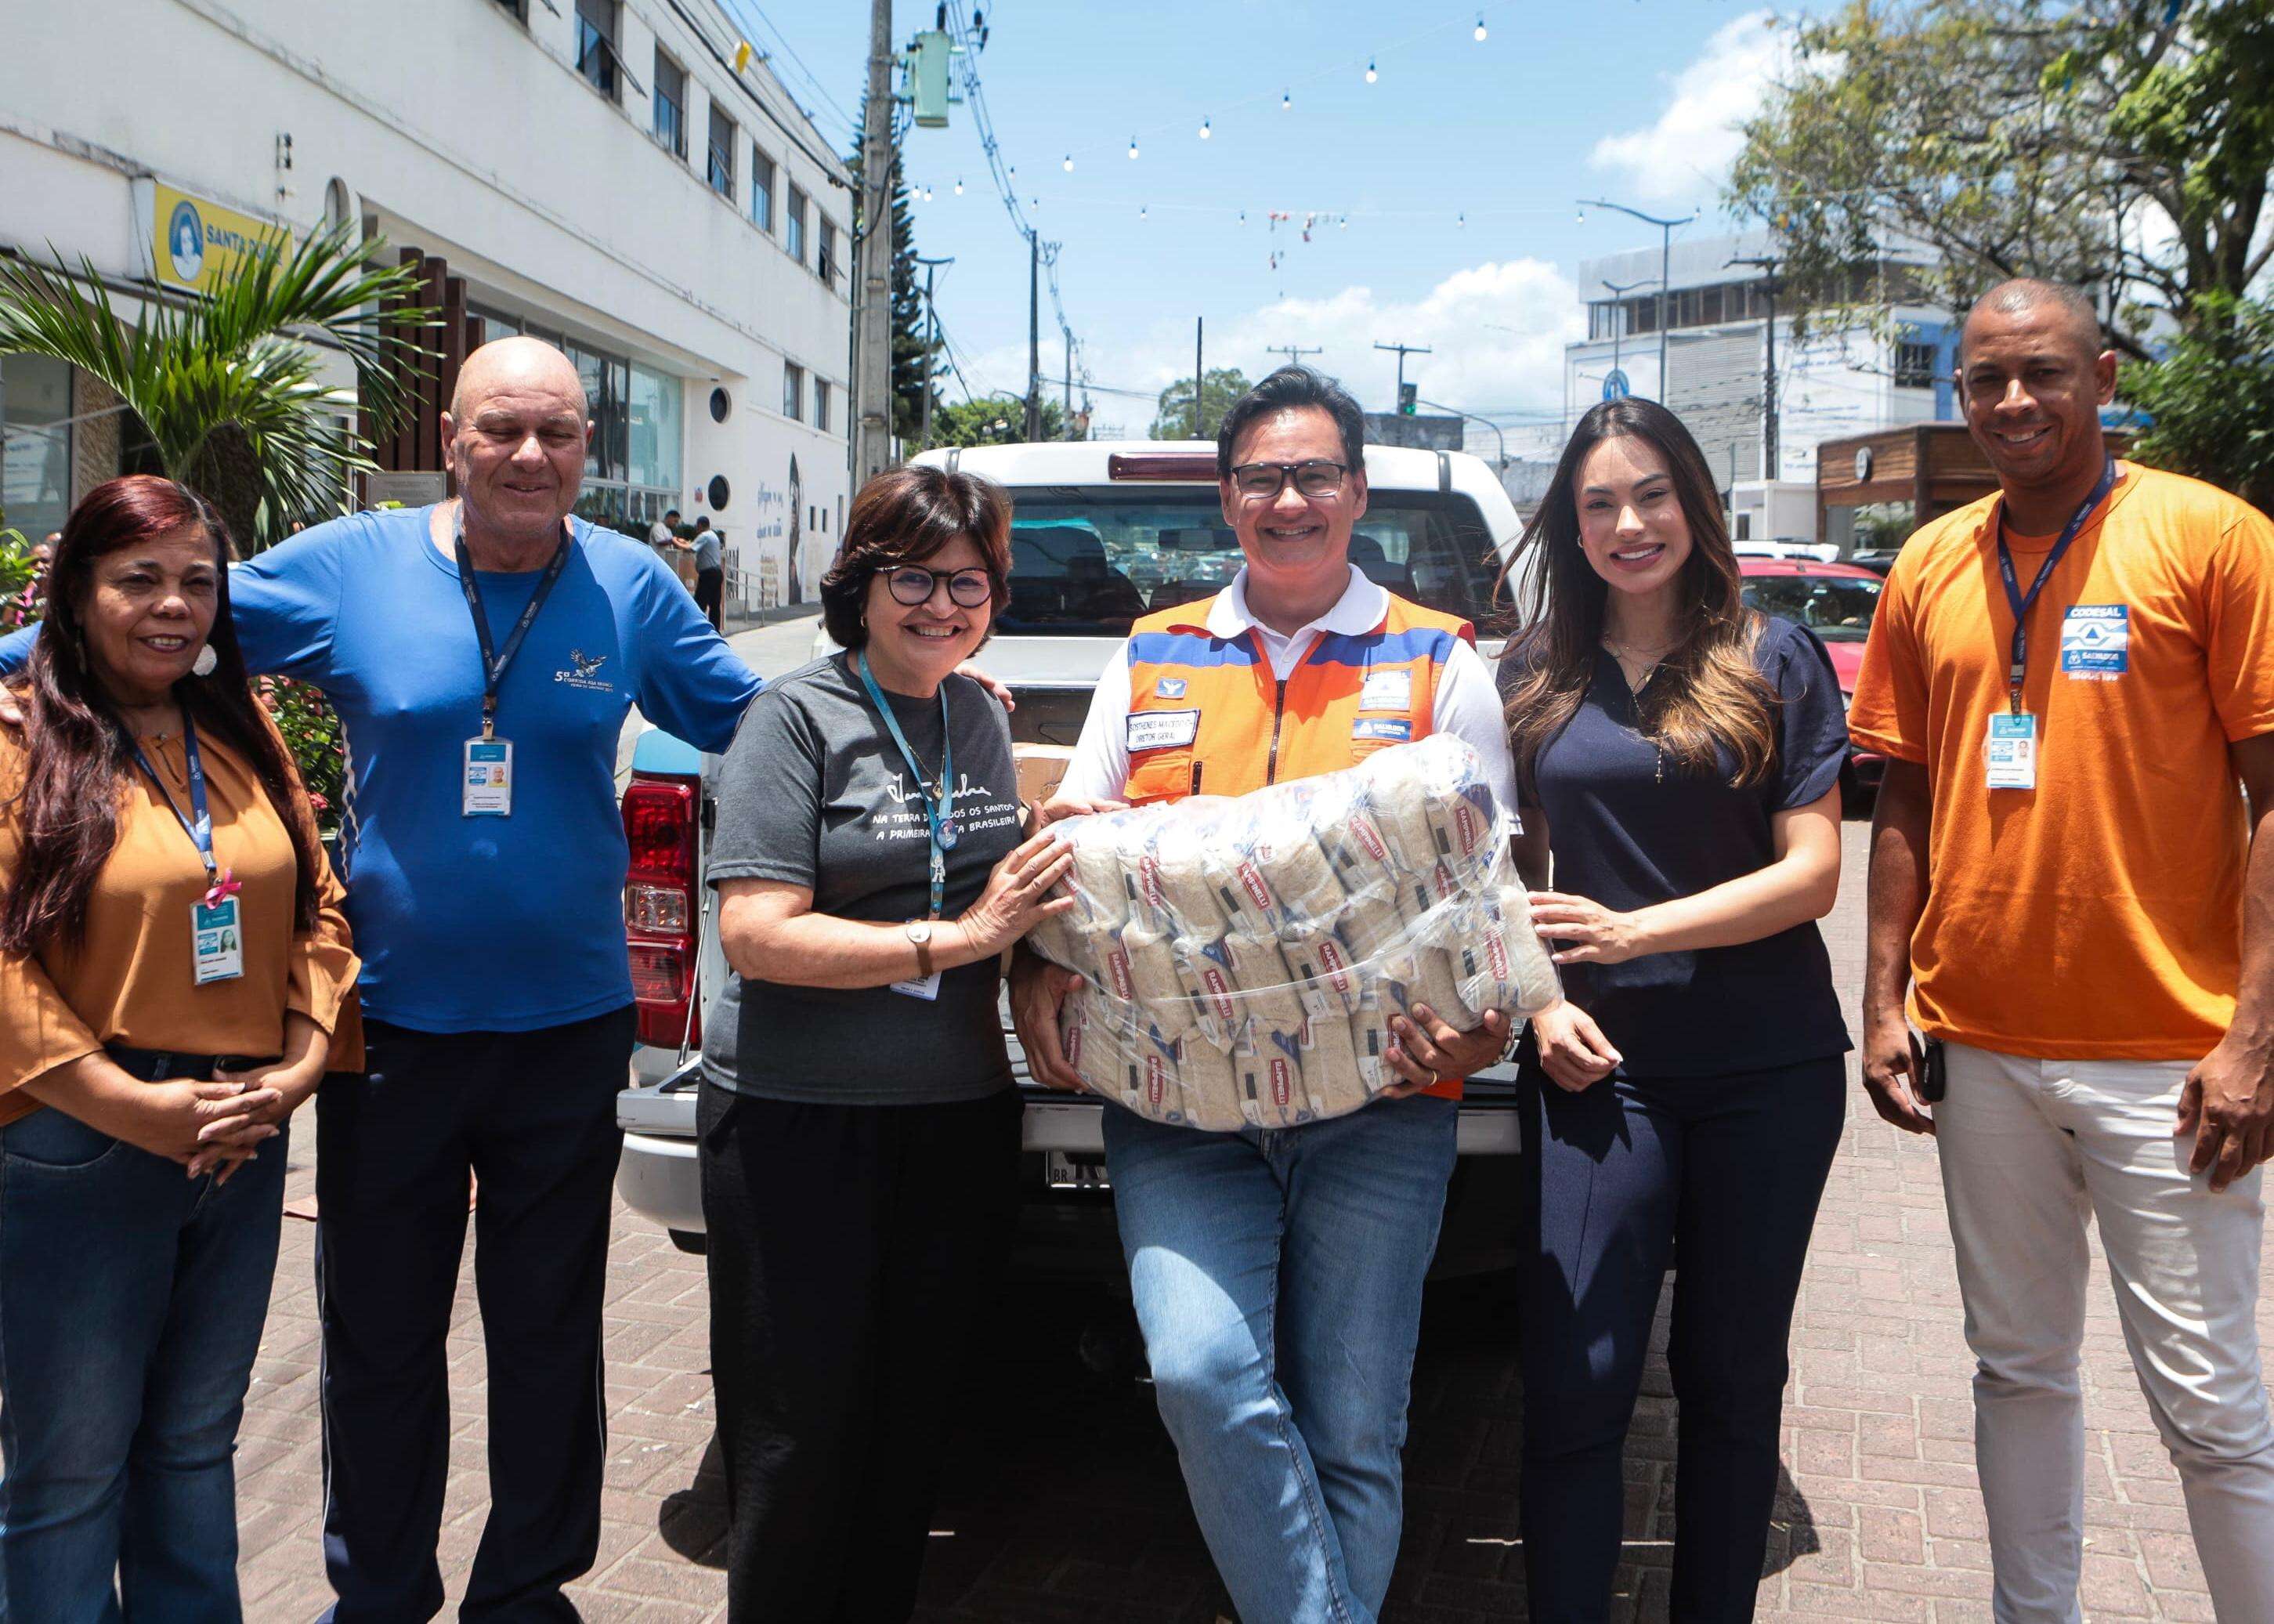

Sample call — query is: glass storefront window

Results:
[1,353,74,540]
[627,364,681,493]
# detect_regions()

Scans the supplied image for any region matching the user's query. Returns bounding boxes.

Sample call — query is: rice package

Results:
[1031,734,1561,1131]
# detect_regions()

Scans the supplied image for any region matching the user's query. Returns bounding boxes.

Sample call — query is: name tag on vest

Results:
[1359,669,1412,711]
[1354,717,1413,742]
[1127,709,1200,751]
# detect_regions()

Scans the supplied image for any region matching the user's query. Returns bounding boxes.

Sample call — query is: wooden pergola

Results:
[1816,421,2129,551]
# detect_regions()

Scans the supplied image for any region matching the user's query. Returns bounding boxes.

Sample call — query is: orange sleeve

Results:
[0,949,106,1102]
[2205,504,2274,744]
[285,845,360,1038]
[1847,557,1931,764]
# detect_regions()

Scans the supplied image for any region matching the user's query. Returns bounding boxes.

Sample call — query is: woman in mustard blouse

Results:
[0,476,356,1620]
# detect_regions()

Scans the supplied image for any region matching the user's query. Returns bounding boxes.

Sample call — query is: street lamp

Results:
[1577,198,1697,401]
[1413,396,1507,472]
[1599,277,1658,392]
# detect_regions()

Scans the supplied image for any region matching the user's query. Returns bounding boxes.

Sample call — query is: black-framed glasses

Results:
[1230,459,1351,500]
[884,566,994,608]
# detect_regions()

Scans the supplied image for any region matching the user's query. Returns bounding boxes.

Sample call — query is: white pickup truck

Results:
[613,439,1533,1279]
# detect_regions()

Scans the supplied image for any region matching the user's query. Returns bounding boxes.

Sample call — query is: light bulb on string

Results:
[1457,212,1466,228]
[1129,135,1139,159]
[1574,206,1584,222]
[954,177,964,195]
[1140,204,1148,219]
[1282,89,1292,111]
[1365,59,1378,83]
[1198,117,1212,139]
[1062,154,1073,172]
[1474,14,1488,41]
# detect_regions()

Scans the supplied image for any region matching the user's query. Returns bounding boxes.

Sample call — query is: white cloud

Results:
[958,259,1583,438]
[1589,10,1794,206]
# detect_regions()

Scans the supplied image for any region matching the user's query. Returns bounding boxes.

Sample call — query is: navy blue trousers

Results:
[1517,1054,1846,1623]
[314,1005,634,1623]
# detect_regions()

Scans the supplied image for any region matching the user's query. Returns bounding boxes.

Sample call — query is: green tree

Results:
[1150,367,1253,440]
[848,120,942,444]
[0,222,432,552]
[930,392,1066,447]
[1728,2,2274,356]
[2124,294,2274,513]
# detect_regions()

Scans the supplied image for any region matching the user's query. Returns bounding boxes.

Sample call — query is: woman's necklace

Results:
[1600,632,1676,781]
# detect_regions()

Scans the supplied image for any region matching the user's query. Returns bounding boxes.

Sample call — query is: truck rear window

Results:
[997,488,1502,637]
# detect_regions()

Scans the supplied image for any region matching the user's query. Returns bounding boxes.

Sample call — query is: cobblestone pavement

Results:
[234,816,2274,1622]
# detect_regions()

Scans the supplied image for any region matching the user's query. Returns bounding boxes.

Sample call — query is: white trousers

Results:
[1937,1043,2274,1623]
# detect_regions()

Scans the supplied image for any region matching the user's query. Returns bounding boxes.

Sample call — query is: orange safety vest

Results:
[1119,587,1479,1100]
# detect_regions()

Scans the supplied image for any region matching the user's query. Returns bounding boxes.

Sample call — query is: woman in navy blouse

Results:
[1495,397,1851,1622]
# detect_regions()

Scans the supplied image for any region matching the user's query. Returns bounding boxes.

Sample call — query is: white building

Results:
[1,0,852,609]
[1564,231,1958,541]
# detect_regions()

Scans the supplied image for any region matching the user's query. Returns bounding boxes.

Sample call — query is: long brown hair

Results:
[1,476,324,953]
[1495,398,1776,797]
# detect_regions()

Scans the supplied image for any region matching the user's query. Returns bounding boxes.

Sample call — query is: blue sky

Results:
[739,1,1838,437]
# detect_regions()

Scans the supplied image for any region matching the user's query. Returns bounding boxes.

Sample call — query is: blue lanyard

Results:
[454,515,572,740]
[854,650,956,918]
[1994,458,2117,714]
[131,712,222,893]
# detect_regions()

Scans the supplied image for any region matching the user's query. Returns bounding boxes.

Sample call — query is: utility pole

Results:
[1600,277,1655,393]
[1578,198,1697,403]
[1373,339,1432,408]
[1062,325,1072,426]
[1192,316,1205,439]
[914,253,952,451]
[1727,252,1783,480]
[1414,396,1507,471]
[852,0,895,487]
[1269,343,1323,371]
[1025,230,1040,442]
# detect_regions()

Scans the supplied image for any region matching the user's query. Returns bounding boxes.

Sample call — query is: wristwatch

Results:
[905,917,936,978]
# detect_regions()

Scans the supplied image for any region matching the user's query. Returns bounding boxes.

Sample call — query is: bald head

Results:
[1961,278,2102,364]
[451,335,588,423]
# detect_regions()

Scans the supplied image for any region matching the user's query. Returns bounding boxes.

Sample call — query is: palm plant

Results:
[0,222,435,552]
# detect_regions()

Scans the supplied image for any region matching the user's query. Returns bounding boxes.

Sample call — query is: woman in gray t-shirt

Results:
[699,464,1072,1622]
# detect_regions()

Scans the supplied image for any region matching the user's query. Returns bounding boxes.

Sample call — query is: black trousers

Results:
[1517,1054,1846,1623]
[694,566,725,633]
[698,1082,1021,1624]
[314,1005,635,1623]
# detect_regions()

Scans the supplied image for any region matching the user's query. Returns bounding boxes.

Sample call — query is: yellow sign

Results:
[150,183,287,294]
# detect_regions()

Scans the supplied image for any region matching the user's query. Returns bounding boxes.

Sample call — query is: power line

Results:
[716,0,859,137]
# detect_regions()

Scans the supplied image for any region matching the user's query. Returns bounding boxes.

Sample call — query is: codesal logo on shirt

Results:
[2060,605,2129,680]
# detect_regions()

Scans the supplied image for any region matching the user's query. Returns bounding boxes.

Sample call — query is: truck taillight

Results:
[622,773,700,1051]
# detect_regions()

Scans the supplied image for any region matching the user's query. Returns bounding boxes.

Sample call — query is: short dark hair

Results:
[1215,365,1366,480]
[819,464,1014,651]
[693,516,710,531]
[1962,277,2103,361]
[663,507,680,519]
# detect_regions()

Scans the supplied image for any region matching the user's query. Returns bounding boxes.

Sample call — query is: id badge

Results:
[1985,712,2037,790]
[890,971,942,1001]
[464,737,513,816]
[191,895,245,986]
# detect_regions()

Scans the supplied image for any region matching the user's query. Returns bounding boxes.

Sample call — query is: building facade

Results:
[1,0,851,609]
[1564,231,1958,540]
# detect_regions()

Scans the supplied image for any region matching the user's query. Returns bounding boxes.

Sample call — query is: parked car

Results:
[1736,555,1886,790]
[1846,548,1902,577]
[616,439,1535,1285]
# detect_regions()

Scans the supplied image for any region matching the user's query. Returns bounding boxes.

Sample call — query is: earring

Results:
[191,644,219,677]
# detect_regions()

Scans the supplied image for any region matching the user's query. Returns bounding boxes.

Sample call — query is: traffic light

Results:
[1397,382,1416,417]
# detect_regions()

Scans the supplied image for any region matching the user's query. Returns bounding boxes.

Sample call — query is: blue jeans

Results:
[0,1107,288,1623]
[1518,1056,1846,1622]
[1102,1095,1458,1624]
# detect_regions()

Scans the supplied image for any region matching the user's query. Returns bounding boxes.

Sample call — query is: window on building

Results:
[575,0,618,99]
[783,362,804,421]
[653,51,686,157]
[786,186,808,264]
[1700,284,1725,325]
[814,378,830,432]
[1,353,74,541]
[707,104,736,198]
[1629,295,1658,335]
[627,364,682,496]
[1895,338,1940,389]
[490,0,526,21]
[816,219,837,284]
[750,148,775,231]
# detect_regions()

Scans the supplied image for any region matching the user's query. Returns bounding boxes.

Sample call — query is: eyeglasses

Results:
[884,566,994,608]
[1229,459,1352,500]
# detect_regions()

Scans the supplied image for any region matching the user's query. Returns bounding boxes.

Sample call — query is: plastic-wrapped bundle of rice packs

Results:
[1029,734,1562,1131]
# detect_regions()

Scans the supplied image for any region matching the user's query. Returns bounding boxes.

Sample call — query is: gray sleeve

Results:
[708,687,823,890]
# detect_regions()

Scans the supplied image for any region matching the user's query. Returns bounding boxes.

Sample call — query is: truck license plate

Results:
[1045,1150,1110,1191]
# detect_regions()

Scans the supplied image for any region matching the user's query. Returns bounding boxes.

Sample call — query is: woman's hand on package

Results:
[1382,1004,1510,1098]
[956,828,1078,959]
[1528,890,1647,965]
[1530,998,1622,1092]
[1010,948,1088,1093]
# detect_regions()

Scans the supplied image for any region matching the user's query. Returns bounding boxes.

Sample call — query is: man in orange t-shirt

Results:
[1850,278,2274,1621]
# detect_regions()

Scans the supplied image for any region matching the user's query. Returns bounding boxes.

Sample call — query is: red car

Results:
[1737,557,1886,792]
